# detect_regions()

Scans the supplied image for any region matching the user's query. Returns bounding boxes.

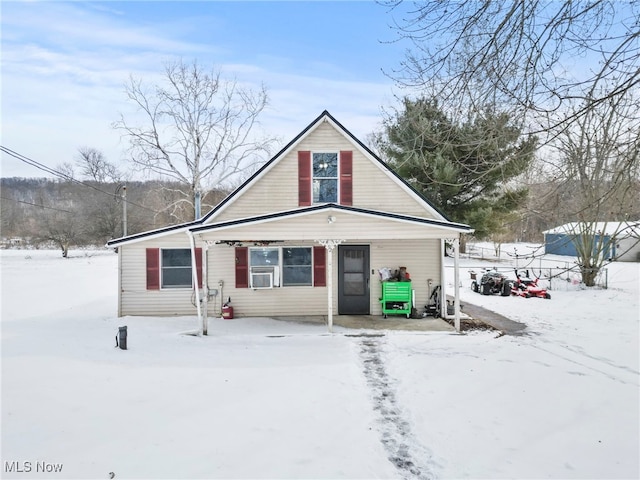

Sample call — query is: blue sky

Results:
[1,1,410,179]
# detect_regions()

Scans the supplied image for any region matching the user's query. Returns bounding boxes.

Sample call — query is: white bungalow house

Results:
[106,111,472,332]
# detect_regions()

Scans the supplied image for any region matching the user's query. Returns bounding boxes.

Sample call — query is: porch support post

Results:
[316,239,344,333]
[453,237,461,332]
[443,237,462,332]
[328,248,334,333]
[187,230,203,335]
[202,241,212,335]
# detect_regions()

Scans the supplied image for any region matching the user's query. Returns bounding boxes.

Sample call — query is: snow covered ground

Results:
[1,247,638,479]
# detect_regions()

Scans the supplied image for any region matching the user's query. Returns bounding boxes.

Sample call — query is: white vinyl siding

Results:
[199,209,460,242]
[211,122,436,222]
[118,236,441,317]
[119,237,200,316]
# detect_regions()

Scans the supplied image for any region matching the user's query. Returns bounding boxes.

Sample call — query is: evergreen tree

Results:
[378,97,536,241]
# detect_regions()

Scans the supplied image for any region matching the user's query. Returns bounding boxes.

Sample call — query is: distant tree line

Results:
[0,177,228,256]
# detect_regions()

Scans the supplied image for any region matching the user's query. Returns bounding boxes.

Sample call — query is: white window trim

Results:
[312,151,339,205]
[248,246,314,288]
[160,247,193,289]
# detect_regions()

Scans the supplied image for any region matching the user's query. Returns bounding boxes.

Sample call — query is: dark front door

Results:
[338,245,370,314]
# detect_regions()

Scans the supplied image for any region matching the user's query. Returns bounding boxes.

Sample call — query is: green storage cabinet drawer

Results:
[380,282,412,318]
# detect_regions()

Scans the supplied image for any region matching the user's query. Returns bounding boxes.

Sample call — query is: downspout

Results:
[117,246,123,317]
[440,239,446,319]
[187,230,203,335]
[202,241,209,335]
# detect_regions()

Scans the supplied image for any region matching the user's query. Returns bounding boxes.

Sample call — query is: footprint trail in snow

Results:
[358,335,437,480]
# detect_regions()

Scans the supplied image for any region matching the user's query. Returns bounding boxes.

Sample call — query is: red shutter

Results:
[195,247,203,288]
[146,248,160,290]
[313,246,326,287]
[298,151,312,206]
[235,247,249,288]
[339,150,353,206]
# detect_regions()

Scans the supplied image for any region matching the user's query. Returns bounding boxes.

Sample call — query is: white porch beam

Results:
[202,241,210,335]
[187,231,204,335]
[316,239,344,333]
[442,237,462,332]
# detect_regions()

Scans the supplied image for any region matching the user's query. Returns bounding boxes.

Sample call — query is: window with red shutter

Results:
[298,151,312,206]
[148,248,202,289]
[339,150,353,206]
[313,246,326,287]
[235,246,249,288]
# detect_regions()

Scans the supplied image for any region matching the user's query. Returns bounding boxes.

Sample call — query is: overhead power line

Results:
[0,145,160,214]
[0,196,74,214]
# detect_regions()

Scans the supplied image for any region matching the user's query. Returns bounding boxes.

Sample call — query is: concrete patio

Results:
[271,314,455,332]
[270,298,527,334]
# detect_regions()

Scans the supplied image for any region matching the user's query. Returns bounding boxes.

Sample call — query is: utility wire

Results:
[0,196,74,214]
[1,145,161,214]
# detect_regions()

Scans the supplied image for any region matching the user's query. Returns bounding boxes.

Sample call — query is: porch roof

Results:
[189,203,472,241]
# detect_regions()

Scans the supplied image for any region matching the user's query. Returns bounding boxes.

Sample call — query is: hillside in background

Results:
[0,177,228,249]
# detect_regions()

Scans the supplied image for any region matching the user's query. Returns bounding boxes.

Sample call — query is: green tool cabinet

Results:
[380,282,412,318]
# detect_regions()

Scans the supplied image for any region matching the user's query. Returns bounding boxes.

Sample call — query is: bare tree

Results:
[544,92,640,285]
[384,1,640,136]
[31,182,84,257]
[56,162,75,180]
[39,210,80,258]
[113,60,277,222]
[383,0,640,284]
[77,147,122,183]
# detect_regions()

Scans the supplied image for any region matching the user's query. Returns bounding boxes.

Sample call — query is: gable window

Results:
[313,152,338,203]
[161,249,194,288]
[283,247,312,286]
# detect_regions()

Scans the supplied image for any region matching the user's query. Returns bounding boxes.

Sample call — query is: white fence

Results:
[460,243,609,290]
[465,266,608,290]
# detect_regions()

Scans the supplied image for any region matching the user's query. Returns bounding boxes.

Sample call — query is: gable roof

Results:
[106,110,464,248]
[199,110,450,223]
[190,203,472,236]
[106,220,198,247]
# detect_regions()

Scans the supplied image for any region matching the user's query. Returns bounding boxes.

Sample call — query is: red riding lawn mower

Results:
[511,269,551,299]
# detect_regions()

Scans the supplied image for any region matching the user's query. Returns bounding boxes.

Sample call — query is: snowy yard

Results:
[1,248,638,479]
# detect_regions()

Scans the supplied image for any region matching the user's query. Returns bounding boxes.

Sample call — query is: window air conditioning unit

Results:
[250,266,278,289]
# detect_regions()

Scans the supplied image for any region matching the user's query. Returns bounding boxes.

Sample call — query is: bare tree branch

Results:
[384,0,640,137]
[113,60,277,222]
